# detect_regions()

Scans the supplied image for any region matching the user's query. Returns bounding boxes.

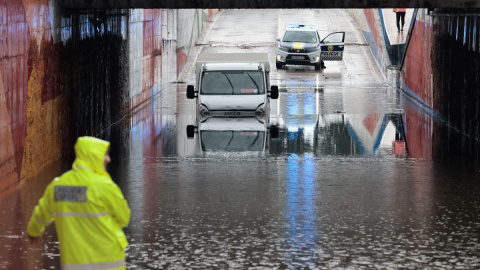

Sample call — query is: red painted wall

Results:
[364,9,384,56]
[0,0,30,193]
[401,16,433,108]
[0,7,216,196]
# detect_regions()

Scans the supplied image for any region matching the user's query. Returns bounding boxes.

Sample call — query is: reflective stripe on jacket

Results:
[27,137,131,270]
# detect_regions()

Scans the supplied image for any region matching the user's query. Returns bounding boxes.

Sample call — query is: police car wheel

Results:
[276,62,283,69]
[315,63,321,70]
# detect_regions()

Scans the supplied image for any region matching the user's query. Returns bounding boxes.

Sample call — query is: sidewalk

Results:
[383,9,415,45]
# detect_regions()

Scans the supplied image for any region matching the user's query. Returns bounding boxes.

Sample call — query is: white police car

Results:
[276,24,345,70]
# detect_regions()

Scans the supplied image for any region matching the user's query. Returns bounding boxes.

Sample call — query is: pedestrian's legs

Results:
[400,12,406,31]
[396,12,401,31]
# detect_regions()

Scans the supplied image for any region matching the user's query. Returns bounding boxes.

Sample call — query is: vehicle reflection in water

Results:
[186,117,278,158]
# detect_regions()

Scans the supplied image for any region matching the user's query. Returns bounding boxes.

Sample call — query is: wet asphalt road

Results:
[2,9,480,270]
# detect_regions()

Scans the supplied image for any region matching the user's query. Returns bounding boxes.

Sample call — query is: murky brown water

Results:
[3,84,480,269]
[3,8,480,270]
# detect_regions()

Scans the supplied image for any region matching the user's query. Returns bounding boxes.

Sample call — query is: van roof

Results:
[196,53,270,73]
[197,53,269,65]
[203,63,263,71]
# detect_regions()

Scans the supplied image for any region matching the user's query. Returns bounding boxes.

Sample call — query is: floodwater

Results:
[2,9,480,270]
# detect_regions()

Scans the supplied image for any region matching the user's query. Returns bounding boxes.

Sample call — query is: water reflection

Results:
[403,104,432,159]
[186,117,276,158]
[270,113,406,158]
[284,155,320,267]
[3,87,480,268]
[196,118,265,152]
[183,82,409,159]
[0,161,66,270]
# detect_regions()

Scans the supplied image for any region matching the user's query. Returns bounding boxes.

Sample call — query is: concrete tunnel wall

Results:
[1,4,480,194]
[0,0,218,195]
[350,8,480,163]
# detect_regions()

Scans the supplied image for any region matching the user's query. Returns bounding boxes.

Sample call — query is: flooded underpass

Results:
[2,8,480,270]
[111,90,479,269]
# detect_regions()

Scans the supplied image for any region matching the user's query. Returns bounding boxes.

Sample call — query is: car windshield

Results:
[201,71,264,95]
[201,131,265,151]
[282,31,317,43]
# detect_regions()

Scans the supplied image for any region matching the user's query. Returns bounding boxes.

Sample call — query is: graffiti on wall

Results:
[1,0,32,194]
[0,4,217,196]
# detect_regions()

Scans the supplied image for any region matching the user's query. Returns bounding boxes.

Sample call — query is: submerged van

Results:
[186,53,279,122]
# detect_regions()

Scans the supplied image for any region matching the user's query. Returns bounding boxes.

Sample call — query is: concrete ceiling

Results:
[56,1,480,9]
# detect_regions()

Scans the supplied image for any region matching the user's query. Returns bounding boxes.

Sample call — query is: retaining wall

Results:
[350,8,480,164]
[0,0,217,195]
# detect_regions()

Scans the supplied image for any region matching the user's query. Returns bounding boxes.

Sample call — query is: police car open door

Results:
[320,32,345,61]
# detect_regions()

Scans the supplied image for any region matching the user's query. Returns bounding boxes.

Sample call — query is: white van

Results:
[186,53,279,122]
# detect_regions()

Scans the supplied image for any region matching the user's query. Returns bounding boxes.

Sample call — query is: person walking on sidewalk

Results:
[27,136,131,270]
[394,8,407,32]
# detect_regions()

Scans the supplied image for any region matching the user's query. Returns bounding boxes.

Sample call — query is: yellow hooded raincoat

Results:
[27,136,131,270]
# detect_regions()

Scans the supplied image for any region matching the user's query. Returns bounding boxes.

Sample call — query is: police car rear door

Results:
[320,32,345,61]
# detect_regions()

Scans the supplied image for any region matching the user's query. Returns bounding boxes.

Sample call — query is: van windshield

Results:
[201,71,265,95]
[201,131,265,151]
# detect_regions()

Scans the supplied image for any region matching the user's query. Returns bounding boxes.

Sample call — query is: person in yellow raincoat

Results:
[27,136,131,270]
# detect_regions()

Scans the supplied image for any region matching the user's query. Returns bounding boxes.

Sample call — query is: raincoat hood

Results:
[72,136,111,178]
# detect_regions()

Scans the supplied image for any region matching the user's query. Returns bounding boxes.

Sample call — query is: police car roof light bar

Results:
[287,24,316,30]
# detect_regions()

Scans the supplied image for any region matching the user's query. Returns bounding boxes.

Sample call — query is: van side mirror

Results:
[270,125,279,138]
[186,85,196,99]
[186,125,196,138]
[270,85,279,99]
